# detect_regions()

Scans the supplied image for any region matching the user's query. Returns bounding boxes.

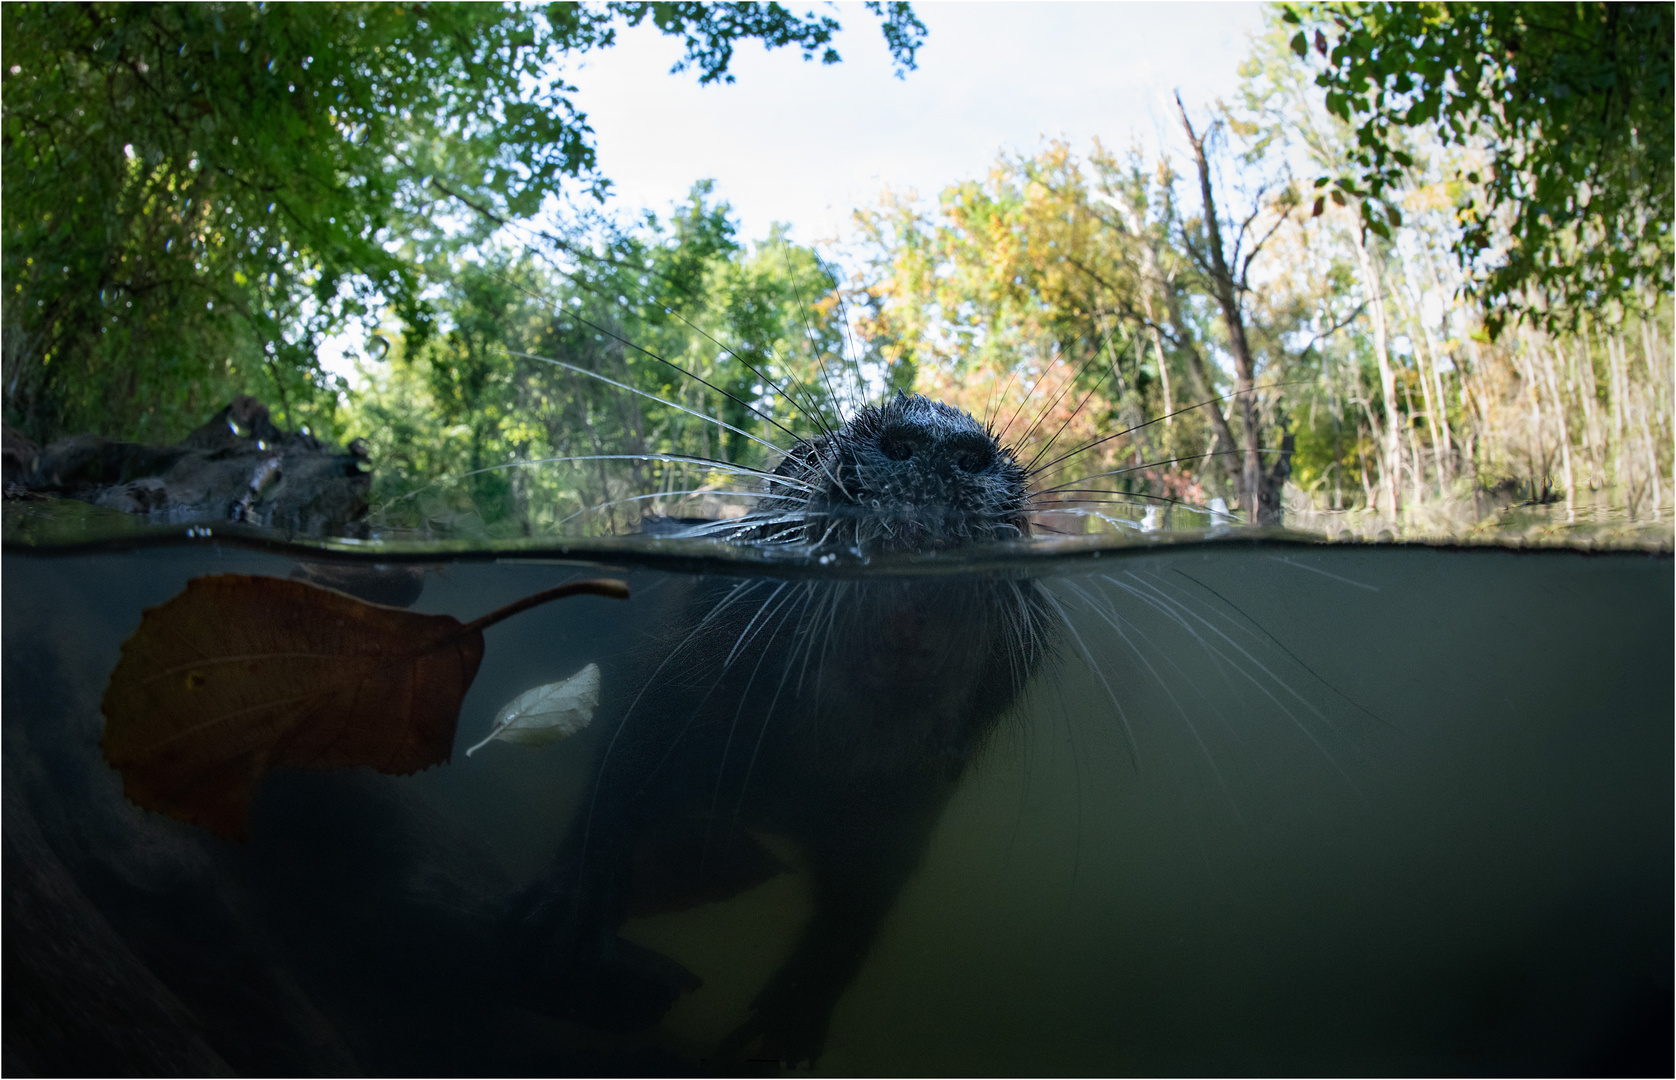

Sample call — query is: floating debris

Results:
[467,663,601,756]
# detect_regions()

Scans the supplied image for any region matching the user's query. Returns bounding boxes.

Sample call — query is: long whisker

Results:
[1030,496,1198,509]
[983,361,1021,431]
[1030,508,1142,531]
[708,583,802,822]
[652,296,836,441]
[1021,331,1126,474]
[997,345,1062,447]
[1040,583,1137,767]
[1034,448,1272,496]
[792,581,835,696]
[470,252,807,449]
[1013,345,1106,457]
[814,251,869,416]
[1060,578,1242,817]
[673,512,812,541]
[385,452,813,509]
[1028,378,1315,479]
[724,581,791,670]
[781,243,852,423]
[580,579,764,871]
[1154,567,1386,726]
[554,488,771,528]
[733,583,819,817]
[511,350,790,460]
[1111,571,1361,794]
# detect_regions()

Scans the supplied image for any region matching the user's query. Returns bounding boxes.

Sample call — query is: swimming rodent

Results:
[509,390,1055,1065]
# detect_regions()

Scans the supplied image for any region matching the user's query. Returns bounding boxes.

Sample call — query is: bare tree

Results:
[1174,93,1293,523]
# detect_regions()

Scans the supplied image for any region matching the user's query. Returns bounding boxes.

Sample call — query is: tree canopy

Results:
[347,182,866,538]
[3,2,1667,541]
[1285,1,1673,336]
[1,1,926,443]
[853,10,1670,534]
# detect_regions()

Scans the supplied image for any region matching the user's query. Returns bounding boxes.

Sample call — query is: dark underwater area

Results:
[3,512,1671,1076]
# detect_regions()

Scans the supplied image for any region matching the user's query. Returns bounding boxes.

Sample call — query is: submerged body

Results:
[511,393,1053,1062]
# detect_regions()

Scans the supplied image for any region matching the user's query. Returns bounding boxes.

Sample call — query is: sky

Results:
[326,2,1270,377]
[567,2,1269,246]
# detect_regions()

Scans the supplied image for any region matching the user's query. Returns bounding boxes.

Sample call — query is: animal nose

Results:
[879,428,920,462]
[949,435,995,472]
[878,425,994,473]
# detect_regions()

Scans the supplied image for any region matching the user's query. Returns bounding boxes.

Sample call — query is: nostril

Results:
[952,439,994,472]
[881,434,915,462]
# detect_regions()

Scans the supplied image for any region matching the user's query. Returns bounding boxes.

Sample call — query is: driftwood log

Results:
[4,396,370,536]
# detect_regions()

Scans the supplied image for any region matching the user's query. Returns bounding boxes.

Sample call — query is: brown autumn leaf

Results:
[100,573,629,839]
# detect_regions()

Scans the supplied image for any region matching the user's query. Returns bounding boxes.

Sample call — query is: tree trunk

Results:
[1348,224,1402,519]
[1576,334,1602,485]
[1129,231,1176,431]
[1535,337,1576,516]
[1146,318,1173,428]
[1176,97,1267,523]
[1411,242,1458,474]
[1600,321,1625,498]
[1395,278,1449,495]
[1161,286,1239,479]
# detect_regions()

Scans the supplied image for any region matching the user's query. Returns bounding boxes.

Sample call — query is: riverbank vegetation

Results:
[4,2,1669,540]
[852,5,1671,535]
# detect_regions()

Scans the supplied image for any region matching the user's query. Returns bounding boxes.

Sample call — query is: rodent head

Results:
[761,392,1030,554]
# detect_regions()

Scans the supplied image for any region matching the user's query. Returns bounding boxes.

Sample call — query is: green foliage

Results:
[1,1,926,444]
[347,184,860,537]
[855,141,1261,516]
[1283,1,1674,335]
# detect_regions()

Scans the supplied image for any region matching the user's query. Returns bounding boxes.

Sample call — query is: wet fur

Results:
[509,392,1055,1063]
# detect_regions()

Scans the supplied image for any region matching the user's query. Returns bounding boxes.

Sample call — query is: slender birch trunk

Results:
[1639,317,1668,516]
[1127,226,1176,432]
[1404,379,1426,509]
[1348,225,1402,518]
[1412,237,1460,482]
[1603,323,1626,498]
[1397,280,1449,495]
[1623,330,1663,518]
[1425,340,1454,485]
[1512,333,1546,495]
[1575,335,1602,485]
[1538,340,1575,515]
[1148,321,1173,428]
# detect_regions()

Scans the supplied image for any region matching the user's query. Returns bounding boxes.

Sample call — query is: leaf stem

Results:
[464,578,630,633]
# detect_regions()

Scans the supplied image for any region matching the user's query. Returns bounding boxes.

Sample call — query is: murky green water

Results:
[4,528,1670,1075]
